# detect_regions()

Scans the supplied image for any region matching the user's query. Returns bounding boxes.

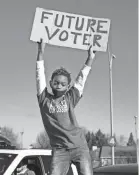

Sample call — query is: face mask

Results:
[52,89,67,98]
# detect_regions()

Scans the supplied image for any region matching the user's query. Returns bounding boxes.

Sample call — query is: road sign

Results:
[108,137,116,147]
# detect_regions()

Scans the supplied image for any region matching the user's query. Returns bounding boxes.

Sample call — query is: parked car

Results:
[93,163,138,175]
[0,149,78,175]
[0,149,138,175]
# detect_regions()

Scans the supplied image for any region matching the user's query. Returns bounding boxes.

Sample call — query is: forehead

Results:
[52,75,68,83]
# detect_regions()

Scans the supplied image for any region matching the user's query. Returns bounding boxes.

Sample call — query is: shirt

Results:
[36,60,91,149]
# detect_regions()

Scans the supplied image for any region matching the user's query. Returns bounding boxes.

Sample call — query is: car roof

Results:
[0,149,52,156]
[93,164,138,173]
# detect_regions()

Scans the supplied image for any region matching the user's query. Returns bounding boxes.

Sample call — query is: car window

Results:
[0,153,17,175]
[12,156,45,175]
[41,156,75,175]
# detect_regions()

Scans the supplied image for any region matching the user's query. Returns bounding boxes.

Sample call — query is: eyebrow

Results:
[54,80,68,84]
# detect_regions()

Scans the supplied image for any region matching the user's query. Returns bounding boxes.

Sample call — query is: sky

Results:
[0,0,138,148]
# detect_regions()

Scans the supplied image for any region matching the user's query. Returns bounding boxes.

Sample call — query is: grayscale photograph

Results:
[0,0,138,175]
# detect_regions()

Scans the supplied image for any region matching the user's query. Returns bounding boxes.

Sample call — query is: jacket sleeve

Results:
[36,60,47,96]
[67,64,91,108]
[73,64,91,96]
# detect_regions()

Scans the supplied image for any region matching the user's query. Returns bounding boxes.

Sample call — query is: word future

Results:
[30,8,111,51]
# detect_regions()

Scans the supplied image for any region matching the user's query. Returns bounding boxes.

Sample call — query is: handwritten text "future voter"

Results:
[41,11,109,47]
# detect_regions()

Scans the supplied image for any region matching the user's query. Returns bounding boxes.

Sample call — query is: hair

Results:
[51,67,71,84]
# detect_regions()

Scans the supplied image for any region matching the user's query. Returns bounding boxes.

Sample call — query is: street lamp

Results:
[108,45,116,165]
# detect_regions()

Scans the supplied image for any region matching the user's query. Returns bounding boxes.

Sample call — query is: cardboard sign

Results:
[30,7,111,51]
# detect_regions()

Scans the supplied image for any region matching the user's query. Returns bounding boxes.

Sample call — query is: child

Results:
[36,39,96,175]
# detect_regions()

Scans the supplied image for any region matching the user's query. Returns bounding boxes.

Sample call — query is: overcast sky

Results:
[0,0,138,147]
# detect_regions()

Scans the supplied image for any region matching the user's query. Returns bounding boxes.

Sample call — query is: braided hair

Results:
[51,67,71,84]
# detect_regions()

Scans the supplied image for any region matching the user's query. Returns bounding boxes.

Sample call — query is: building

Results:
[92,146,137,166]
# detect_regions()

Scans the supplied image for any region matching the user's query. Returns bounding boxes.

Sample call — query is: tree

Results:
[85,131,96,150]
[86,131,92,150]
[0,126,20,148]
[35,130,51,149]
[95,129,108,147]
[127,132,136,146]
[91,132,97,146]
[82,128,97,150]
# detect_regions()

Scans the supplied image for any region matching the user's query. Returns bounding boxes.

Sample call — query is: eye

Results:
[53,82,58,86]
[62,83,68,86]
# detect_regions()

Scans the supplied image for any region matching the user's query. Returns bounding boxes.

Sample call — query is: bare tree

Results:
[35,130,51,149]
[0,126,20,148]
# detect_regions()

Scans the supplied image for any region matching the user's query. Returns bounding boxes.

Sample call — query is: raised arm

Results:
[36,39,46,95]
[74,46,96,96]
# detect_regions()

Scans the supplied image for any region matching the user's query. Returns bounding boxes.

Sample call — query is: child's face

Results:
[50,75,69,93]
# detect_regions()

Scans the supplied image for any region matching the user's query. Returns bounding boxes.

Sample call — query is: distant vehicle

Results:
[93,163,138,175]
[0,134,14,149]
[0,142,16,150]
[0,134,11,145]
[0,149,78,175]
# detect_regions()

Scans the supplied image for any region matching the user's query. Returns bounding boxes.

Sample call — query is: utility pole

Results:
[134,116,139,168]
[20,129,24,149]
[108,45,116,165]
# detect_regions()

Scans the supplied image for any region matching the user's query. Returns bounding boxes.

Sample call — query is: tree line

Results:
[0,126,136,149]
[34,128,137,150]
[0,126,20,148]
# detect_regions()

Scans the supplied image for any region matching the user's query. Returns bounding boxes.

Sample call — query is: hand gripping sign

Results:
[30,7,111,52]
